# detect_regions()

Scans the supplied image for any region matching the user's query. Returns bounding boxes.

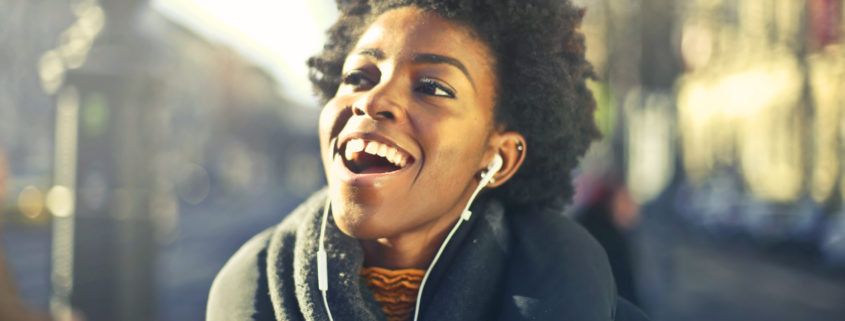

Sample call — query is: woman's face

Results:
[319,6,499,240]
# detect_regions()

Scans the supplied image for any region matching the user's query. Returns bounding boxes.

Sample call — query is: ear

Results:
[485,132,526,188]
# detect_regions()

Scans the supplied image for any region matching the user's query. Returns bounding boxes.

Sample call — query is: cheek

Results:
[319,100,346,178]
[318,99,349,153]
[318,103,336,144]
[419,122,488,184]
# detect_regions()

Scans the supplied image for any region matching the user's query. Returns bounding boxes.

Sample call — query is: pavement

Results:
[635,211,845,321]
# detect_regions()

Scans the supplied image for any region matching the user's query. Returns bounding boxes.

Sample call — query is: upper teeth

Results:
[344,138,409,168]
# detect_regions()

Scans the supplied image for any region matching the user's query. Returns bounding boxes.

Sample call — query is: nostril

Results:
[352,103,397,120]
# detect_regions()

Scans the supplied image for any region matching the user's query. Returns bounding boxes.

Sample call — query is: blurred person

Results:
[208,0,648,320]
[0,149,51,321]
[573,175,641,306]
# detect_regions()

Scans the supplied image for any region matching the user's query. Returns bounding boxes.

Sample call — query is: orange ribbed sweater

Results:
[360,267,426,321]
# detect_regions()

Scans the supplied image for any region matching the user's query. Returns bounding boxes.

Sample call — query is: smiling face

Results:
[318,6,500,240]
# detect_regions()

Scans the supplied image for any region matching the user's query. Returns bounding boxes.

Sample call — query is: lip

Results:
[331,131,420,186]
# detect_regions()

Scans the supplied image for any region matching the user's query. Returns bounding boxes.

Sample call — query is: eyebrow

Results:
[412,53,476,92]
[354,48,477,92]
[357,48,384,59]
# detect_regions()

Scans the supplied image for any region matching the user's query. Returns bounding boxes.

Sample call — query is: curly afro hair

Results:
[308,0,600,207]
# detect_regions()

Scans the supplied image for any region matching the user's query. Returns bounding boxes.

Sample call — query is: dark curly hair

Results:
[308,0,600,207]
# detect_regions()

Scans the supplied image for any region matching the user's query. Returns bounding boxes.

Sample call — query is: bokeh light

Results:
[17,186,45,219]
[46,185,75,218]
[38,50,65,95]
[176,162,210,206]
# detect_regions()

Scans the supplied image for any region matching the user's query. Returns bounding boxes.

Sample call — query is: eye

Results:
[415,78,455,98]
[342,71,375,90]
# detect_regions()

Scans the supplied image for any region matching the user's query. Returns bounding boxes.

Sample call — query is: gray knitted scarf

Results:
[265,188,512,321]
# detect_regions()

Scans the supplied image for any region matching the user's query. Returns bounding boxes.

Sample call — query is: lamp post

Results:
[48,1,166,320]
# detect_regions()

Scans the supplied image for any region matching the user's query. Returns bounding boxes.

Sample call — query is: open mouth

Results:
[340,138,415,174]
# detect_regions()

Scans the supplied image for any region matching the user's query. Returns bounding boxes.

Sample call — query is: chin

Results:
[328,188,392,240]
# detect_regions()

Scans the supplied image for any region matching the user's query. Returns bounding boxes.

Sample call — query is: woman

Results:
[208,0,647,320]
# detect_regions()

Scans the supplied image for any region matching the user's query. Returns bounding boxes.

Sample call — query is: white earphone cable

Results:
[320,155,502,321]
[411,154,502,321]
[318,196,334,321]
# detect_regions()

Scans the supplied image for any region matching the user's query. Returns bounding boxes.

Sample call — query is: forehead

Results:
[353,7,494,71]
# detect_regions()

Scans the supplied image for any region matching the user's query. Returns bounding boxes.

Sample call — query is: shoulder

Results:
[503,204,616,320]
[516,205,612,272]
[207,227,275,321]
[206,188,328,320]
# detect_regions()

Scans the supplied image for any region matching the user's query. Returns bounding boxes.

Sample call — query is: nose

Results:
[352,79,406,123]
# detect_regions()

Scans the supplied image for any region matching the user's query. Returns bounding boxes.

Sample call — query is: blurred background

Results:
[0,0,843,320]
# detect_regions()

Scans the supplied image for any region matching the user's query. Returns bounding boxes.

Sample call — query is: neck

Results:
[360,208,462,269]
[359,181,485,270]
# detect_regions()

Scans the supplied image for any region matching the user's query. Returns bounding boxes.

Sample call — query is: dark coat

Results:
[207,188,648,320]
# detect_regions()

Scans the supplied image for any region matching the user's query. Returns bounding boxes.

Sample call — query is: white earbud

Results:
[482,153,503,183]
[487,153,503,175]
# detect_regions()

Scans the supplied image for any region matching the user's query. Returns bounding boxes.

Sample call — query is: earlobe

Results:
[486,132,526,188]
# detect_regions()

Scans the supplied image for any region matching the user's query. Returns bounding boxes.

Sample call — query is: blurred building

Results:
[575,0,845,320]
[1,0,322,320]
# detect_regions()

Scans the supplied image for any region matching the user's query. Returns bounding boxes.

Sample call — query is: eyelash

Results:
[415,78,455,98]
[341,71,455,99]
[342,71,374,89]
